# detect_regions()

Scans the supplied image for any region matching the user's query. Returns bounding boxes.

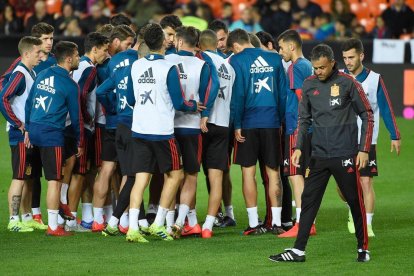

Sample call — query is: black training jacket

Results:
[296,67,374,158]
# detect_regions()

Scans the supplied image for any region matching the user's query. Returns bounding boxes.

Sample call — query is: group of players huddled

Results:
[1,12,400,258]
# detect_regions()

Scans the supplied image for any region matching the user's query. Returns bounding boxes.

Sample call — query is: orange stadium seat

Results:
[366,0,388,17]
[360,17,376,32]
[46,0,62,15]
[202,0,223,19]
[350,2,370,20]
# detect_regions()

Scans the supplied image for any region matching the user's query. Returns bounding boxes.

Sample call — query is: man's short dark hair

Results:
[227,29,250,49]
[277,29,302,48]
[54,41,78,64]
[18,36,42,56]
[249,33,261,48]
[176,26,199,48]
[109,25,136,43]
[256,31,275,49]
[208,19,228,33]
[84,32,109,53]
[97,24,114,38]
[144,23,164,51]
[31,23,54,38]
[110,13,132,26]
[341,38,364,54]
[199,29,217,48]
[310,44,335,61]
[160,15,182,30]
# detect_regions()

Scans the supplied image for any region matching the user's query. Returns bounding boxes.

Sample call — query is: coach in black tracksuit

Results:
[270,44,374,263]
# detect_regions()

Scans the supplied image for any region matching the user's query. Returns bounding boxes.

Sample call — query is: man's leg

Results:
[332,158,369,256]
[360,176,375,236]
[202,169,223,236]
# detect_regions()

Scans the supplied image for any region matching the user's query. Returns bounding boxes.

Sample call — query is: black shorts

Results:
[233,128,281,169]
[115,124,133,176]
[202,124,229,171]
[39,146,64,181]
[101,128,117,162]
[359,145,378,177]
[176,133,202,173]
[283,132,312,176]
[64,136,77,160]
[129,137,182,174]
[10,142,42,180]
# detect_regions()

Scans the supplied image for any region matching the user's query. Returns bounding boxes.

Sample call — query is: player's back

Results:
[131,54,176,136]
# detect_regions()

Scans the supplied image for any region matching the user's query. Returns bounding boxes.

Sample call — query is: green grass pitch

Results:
[0,117,413,275]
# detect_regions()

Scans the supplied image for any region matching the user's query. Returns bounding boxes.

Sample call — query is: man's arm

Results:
[198,62,219,118]
[24,84,36,130]
[229,58,245,130]
[96,76,117,114]
[350,79,374,153]
[0,71,26,128]
[275,56,287,123]
[67,83,85,148]
[295,81,312,151]
[377,76,401,140]
[77,66,97,124]
[166,66,198,112]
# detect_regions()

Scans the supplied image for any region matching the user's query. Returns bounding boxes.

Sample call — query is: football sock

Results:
[10,215,19,222]
[32,207,41,216]
[57,214,65,225]
[138,219,149,228]
[271,207,282,226]
[48,209,59,231]
[93,207,104,224]
[202,215,216,231]
[60,183,69,204]
[166,210,175,231]
[246,207,259,228]
[292,248,305,256]
[21,213,32,222]
[187,209,198,227]
[225,205,235,219]
[366,213,373,225]
[153,206,168,227]
[103,205,113,222]
[82,203,93,223]
[120,212,128,228]
[296,208,302,223]
[108,216,119,228]
[129,208,139,231]
[176,204,190,226]
[66,212,77,227]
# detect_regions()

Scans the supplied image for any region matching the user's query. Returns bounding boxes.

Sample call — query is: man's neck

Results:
[40,52,49,62]
[201,47,216,52]
[291,51,304,63]
[20,59,34,71]
[150,50,164,56]
[350,65,364,78]
[84,53,96,64]
[58,64,70,72]
[178,46,195,54]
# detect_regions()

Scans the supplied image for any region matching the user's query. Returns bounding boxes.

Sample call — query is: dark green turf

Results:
[0,118,413,275]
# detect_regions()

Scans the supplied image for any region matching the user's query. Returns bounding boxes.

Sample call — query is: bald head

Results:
[199,29,218,51]
[138,42,150,58]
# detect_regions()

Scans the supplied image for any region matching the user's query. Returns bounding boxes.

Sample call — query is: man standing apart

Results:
[269,44,373,262]
[341,38,401,237]
[25,41,84,236]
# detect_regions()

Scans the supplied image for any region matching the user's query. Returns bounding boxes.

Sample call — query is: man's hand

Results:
[200,117,208,133]
[18,123,25,135]
[235,129,245,143]
[391,140,401,156]
[24,132,32,148]
[356,151,369,170]
[291,149,302,168]
[76,147,84,157]
[196,102,206,112]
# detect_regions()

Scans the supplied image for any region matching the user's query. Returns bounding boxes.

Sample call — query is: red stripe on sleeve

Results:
[81,68,97,123]
[379,77,400,139]
[2,72,24,127]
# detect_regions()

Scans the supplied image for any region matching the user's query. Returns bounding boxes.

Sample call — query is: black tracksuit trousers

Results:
[294,156,369,251]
